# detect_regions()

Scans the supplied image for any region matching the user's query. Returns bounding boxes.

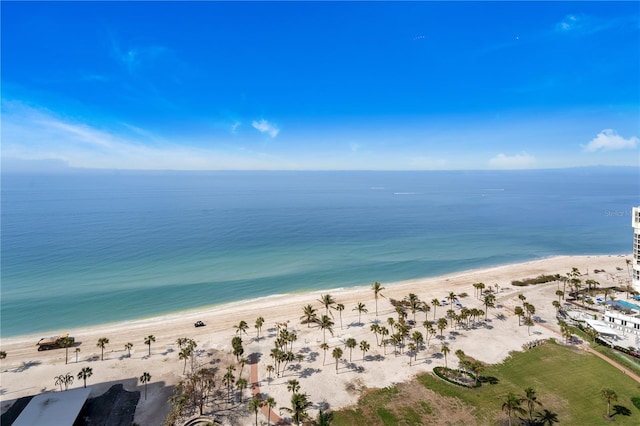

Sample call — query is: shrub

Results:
[433,367,481,388]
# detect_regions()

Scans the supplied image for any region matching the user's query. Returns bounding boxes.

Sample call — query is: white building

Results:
[604,310,640,335]
[633,206,640,291]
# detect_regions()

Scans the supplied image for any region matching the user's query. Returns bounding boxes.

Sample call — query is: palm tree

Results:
[235,320,249,336]
[60,337,74,365]
[523,387,541,422]
[502,393,525,426]
[360,340,370,362]
[301,304,318,328]
[536,409,559,425]
[441,344,450,369]
[318,294,335,316]
[431,298,441,320]
[353,302,368,324]
[236,377,248,402]
[139,372,151,400]
[124,342,133,358]
[601,388,617,418]
[418,302,431,322]
[380,326,389,355]
[144,335,155,357]
[524,317,534,335]
[345,338,357,362]
[281,392,312,425]
[514,306,524,326]
[555,289,564,302]
[334,303,345,329]
[222,366,235,403]
[55,374,66,391]
[287,379,300,394]
[255,316,265,340]
[179,347,192,374]
[97,337,109,361]
[332,347,343,373]
[320,343,329,365]
[372,281,385,316]
[266,364,275,380]
[483,293,496,320]
[317,315,334,344]
[248,396,263,426]
[406,293,421,322]
[265,396,276,426]
[552,300,561,311]
[447,291,458,307]
[370,323,381,346]
[74,347,80,363]
[78,367,93,388]
[437,317,448,336]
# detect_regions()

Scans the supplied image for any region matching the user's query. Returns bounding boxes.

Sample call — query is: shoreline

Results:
[1,253,634,425]
[0,252,630,345]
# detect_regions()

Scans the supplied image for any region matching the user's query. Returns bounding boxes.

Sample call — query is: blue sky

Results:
[2,1,639,170]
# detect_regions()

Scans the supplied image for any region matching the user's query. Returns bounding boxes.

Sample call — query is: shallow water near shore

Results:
[1,168,637,337]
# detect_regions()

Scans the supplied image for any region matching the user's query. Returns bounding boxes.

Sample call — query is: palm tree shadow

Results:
[12,360,41,373]
[611,405,631,417]
[478,375,499,385]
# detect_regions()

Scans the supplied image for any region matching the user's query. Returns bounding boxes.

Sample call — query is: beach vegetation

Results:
[144,335,155,357]
[301,304,318,328]
[124,342,133,358]
[332,347,343,373]
[236,377,248,402]
[511,274,560,287]
[345,338,357,362]
[60,336,74,364]
[319,294,336,316]
[97,337,109,361]
[333,303,345,329]
[360,340,370,363]
[248,396,262,426]
[353,302,368,325]
[316,314,335,344]
[264,396,276,425]
[280,392,313,425]
[254,316,265,339]
[139,371,151,400]
[234,320,249,336]
[0,351,6,360]
[77,366,93,388]
[372,282,385,317]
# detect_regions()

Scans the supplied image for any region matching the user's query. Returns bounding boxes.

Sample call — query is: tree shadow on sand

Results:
[12,360,41,373]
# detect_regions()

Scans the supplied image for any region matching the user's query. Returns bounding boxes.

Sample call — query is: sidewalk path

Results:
[249,353,288,425]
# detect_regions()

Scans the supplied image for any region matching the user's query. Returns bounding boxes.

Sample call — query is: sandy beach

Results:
[0,254,633,425]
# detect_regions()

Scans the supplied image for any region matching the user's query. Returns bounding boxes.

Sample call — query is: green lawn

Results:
[333,341,640,425]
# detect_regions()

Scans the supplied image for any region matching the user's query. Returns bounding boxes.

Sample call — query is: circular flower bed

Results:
[433,367,481,388]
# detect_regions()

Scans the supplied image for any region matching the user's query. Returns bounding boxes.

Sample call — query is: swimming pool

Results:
[609,300,640,311]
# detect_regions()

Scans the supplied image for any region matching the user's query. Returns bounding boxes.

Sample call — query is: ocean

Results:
[1,168,638,337]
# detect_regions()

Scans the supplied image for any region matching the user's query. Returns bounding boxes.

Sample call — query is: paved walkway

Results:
[249,353,288,425]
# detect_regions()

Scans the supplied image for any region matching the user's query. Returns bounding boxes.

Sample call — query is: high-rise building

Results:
[633,206,640,291]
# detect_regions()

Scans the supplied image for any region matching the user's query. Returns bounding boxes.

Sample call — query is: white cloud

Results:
[489,152,536,169]
[556,14,581,32]
[582,129,639,152]
[0,100,292,170]
[251,119,280,138]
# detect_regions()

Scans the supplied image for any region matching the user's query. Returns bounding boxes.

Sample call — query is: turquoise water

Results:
[1,168,638,337]
[613,300,640,311]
